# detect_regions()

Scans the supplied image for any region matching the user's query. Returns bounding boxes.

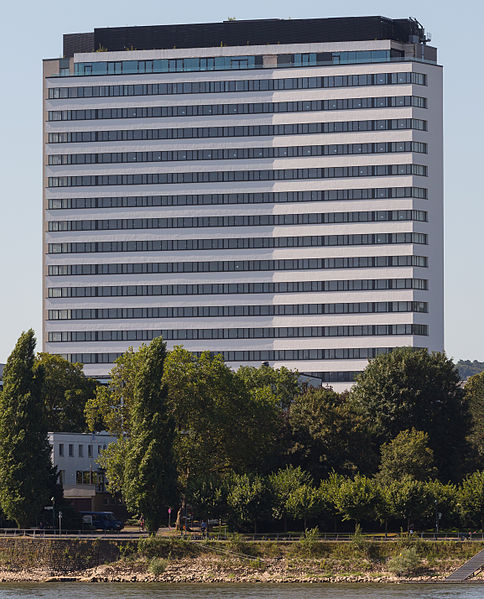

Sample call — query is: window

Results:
[58,443,64,457]
[47,95,426,122]
[78,444,83,457]
[68,444,74,457]
[88,445,93,458]
[48,277,428,299]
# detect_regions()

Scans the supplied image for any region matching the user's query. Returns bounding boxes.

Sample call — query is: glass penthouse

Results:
[43,16,443,389]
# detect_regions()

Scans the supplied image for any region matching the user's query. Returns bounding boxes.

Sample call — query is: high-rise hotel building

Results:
[43,16,443,389]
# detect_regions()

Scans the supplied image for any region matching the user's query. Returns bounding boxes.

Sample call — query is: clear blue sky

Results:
[0,0,481,363]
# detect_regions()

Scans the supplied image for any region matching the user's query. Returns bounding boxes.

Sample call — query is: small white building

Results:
[48,431,120,512]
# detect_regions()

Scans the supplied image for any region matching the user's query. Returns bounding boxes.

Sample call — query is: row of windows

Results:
[47,95,427,122]
[47,255,427,277]
[48,71,426,99]
[47,278,428,298]
[47,301,428,321]
[47,141,427,167]
[47,232,427,255]
[47,118,427,144]
[68,51,412,78]
[61,346,423,364]
[308,371,360,383]
[48,323,428,343]
[48,210,428,233]
[47,163,428,188]
[48,187,428,210]
[58,442,105,457]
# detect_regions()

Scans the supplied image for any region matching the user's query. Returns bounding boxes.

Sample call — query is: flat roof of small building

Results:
[63,16,427,57]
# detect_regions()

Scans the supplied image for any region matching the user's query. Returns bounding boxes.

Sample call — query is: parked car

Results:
[80,511,123,531]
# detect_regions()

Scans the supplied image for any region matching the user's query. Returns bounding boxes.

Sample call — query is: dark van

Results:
[80,511,123,531]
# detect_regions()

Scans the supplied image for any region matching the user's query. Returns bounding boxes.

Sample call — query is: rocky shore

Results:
[0,551,483,584]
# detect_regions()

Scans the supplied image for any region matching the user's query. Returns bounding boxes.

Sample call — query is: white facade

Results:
[48,431,115,492]
[43,19,443,391]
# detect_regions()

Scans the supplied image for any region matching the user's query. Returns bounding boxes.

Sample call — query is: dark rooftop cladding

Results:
[63,16,428,57]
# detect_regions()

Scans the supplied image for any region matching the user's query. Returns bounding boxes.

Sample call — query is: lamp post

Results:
[434,500,442,539]
[51,497,55,530]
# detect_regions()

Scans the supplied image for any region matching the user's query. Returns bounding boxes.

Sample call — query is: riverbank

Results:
[0,537,482,583]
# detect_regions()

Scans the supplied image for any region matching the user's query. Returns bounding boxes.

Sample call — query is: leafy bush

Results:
[293,527,321,556]
[387,547,421,576]
[351,523,367,552]
[149,557,169,576]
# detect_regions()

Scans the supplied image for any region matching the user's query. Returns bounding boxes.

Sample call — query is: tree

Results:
[269,465,312,530]
[385,476,433,530]
[464,372,484,468]
[286,482,322,530]
[236,364,300,409]
[331,474,381,530]
[377,429,437,483]
[85,346,148,435]
[289,387,376,480]
[163,349,284,496]
[227,473,271,532]
[425,480,458,530]
[187,474,230,522]
[458,471,484,530]
[35,353,97,432]
[350,348,469,481]
[0,331,56,527]
[121,337,178,532]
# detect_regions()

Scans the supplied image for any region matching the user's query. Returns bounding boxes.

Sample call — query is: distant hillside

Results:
[457,360,484,380]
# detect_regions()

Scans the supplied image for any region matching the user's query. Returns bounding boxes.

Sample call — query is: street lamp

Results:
[51,497,55,529]
[434,500,442,538]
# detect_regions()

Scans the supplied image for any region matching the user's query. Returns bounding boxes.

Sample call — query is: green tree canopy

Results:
[385,476,433,530]
[330,474,381,530]
[0,331,56,527]
[121,337,177,532]
[464,372,484,468]
[289,387,376,480]
[350,348,469,481]
[269,465,312,528]
[163,348,284,485]
[85,345,148,436]
[235,364,300,409]
[458,470,484,529]
[35,353,97,432]
[227,473,271,533]
[377,428,437,483]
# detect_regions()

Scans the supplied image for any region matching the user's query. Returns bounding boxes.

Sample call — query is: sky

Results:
[0,0,482,364]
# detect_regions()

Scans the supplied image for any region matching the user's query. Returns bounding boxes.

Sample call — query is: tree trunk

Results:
[175,496,186,531]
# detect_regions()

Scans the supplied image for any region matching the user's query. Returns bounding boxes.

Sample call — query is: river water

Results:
[0,584,481,598]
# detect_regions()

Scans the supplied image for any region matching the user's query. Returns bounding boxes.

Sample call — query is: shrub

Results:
[351,523,367,552]
[294,527,321,557]
[149,557,169,576]
[387,547,421,576]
